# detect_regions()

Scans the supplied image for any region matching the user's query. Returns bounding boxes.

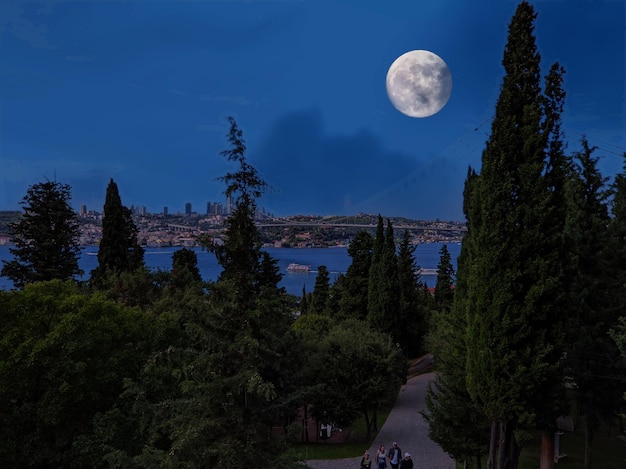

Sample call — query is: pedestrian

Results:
[388,441,402,469]
[375,444,388,469]
[360,450,372,469]
[399,452,413,469]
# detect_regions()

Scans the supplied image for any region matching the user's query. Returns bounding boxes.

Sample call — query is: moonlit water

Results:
[0,243,461,296]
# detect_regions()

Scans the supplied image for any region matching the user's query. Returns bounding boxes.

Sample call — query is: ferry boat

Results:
[286,263,311,273]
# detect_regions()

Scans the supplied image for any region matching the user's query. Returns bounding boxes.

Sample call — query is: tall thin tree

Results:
[463,2,569,468]
[91,179,144,285]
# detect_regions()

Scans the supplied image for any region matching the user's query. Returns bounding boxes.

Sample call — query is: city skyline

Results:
[1,0,624,220]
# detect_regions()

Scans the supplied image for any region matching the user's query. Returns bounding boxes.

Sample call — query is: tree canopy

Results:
[1,180,82,289]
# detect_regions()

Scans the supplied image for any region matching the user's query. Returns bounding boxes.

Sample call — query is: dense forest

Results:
[0,117,425,468]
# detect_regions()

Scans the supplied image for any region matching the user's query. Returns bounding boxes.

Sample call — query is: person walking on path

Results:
[360,450,372,469]
[388,441,402,469]
[304,371,454,469]
[399,453,413,469]
[375,445,388,469]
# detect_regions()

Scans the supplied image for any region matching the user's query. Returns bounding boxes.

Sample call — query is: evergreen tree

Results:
[1,180,82,289]
[325,274,343,317]
[300,285,308,314]
[172,247,202,283]
[463,3,569,467]
[396,229,426,357]
[563,139,624,468]
[121,117,300,468]
[535,61,571,468]
[367,215,385,327]
[91,179,144,285]
[380,219,400,339]
[434,244,455,313]
[310,265,331,314]
[609,153,626,320]
[339,230,373,320]
[425,168,490,468]
[167,247,204,293]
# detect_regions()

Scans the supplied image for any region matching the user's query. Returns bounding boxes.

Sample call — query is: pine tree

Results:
[90,179,144,285]
[1,180,82,289]
[425,168,490,468]
[300,285,308,314]
[609,153,626,327]
[367,215,385,328]
[434,244,455,312]
[380,219,400,338]
[167,247,203,292]
[171,247,202,283]
[112,118,301,468]
[310,265,331,314]
[563,139,624,468]
[184,117,297,466]
[339,230,373,320]
[463,2,569,467]
[396,229,426,357]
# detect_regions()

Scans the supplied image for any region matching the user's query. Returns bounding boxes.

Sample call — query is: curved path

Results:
[304,372,455,469]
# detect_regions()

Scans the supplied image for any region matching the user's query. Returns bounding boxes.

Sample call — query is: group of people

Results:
[360,442,413,469]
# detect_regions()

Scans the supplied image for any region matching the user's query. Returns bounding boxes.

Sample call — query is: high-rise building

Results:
[226,195,232,215]
[185,202,192,215]
[164,206,168,217]
[215,202,223,215]
[206,201,212,215]
[80,205,87,217]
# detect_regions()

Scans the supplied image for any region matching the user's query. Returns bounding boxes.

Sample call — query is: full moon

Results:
[386,50,452,118]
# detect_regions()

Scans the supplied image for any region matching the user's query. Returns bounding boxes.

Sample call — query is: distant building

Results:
[226,195,232,215]
[206,201,212,215]
[80,205,87,217]
[163,206,168,216]
[185,202,192,216]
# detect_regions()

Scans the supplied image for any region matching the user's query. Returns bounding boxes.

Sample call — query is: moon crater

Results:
[386,50,452,118]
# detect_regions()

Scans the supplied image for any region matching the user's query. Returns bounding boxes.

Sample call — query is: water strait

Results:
[0,243,461,296]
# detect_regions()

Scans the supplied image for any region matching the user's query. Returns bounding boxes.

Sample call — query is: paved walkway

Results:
[304,372,455,469]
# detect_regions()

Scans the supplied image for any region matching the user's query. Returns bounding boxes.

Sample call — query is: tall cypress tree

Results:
[91,179,144,285]
[463,2,568,467]
[396,229,425,357]
[425,167,490,468]
[434,244,455,312]
[310,265,331,314]
[339,230,373,320]
[380,219,400,338]
[563,140,624,468]
[367,215,385,328]
[609,153,626,327]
